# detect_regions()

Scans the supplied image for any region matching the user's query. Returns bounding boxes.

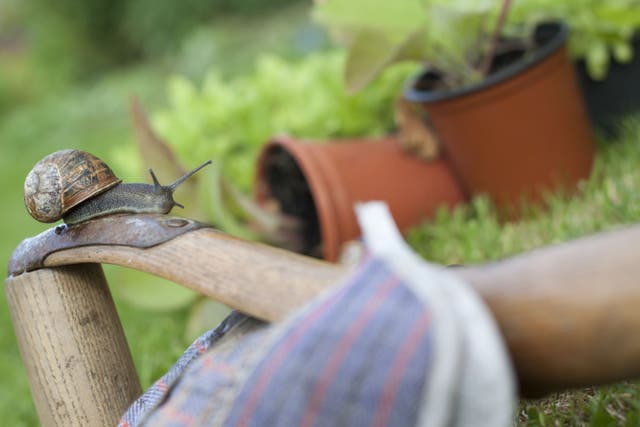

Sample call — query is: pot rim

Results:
[255,135,342,261]
[404,21,569,104]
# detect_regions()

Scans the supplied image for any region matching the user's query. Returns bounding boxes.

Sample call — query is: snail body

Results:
[62,181,181,224]
[24,149,211,225]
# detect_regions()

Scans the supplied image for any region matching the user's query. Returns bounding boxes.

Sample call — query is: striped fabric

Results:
[132,257,434,427]
[118,311,250,427]
[223,258,432,427]
[118,202,514,427]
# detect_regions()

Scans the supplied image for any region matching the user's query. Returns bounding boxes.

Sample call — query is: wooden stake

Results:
[5,264,141,427]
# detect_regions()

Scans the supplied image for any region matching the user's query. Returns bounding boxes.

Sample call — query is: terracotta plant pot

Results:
[254,135,465,261]
[405,22,595,214]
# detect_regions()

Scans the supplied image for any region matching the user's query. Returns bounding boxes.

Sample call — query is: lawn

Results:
[2,6,640,427]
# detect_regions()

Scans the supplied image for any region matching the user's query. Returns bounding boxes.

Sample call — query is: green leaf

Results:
[509,0,640,80]
[613,40,634,63]
[313,0,427,34]
[586,40,610,80]
[345,29,428,93]
[594,5,640,28]
[130,96,207,221]
[316,0,495,88]
[423,2,493,81]
[590,402,617,427]
[624,411,640,427]
[206,162,260,240]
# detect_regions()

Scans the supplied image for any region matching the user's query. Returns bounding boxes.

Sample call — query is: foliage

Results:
[151,50,417,192]
[313,0,503,92]
[135,50,416,254]
[120,0,305,58]
[171,3,330,83]
[10,0,306,91]
[15,0,138,90]
[314,0,640,92]
[0,71,15,113]
[509,0,640,80]
[201,0,306,16]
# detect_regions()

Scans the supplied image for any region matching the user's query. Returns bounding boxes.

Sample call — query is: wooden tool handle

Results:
[456,225,640,396]
[43,228,347,322]
[10,222,640,400]
[5,264,141,427]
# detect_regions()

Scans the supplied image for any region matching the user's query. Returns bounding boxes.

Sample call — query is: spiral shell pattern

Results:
[24,149,121,222]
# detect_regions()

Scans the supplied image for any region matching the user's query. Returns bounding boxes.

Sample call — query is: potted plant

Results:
[314,0,596,215]
[508,0,640,135]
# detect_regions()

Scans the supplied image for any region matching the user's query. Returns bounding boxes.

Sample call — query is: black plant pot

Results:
[576,35,640,137]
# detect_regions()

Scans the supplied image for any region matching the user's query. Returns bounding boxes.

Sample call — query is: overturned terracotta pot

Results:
[254,135,465,261]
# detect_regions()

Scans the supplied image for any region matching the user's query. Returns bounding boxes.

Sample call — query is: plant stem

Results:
[480,0,513,76]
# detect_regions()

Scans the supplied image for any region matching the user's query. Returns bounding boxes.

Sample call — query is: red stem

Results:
[480,0,513,76]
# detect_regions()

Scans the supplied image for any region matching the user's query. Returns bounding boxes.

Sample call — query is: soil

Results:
[414,22,561,92]
[263,146,322,257]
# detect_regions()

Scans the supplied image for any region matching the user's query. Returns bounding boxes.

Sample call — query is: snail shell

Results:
[24,149,121,223]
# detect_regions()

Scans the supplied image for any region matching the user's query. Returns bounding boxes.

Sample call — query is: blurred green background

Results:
[0,0,413,424]
[3,0,640,425]
[0,0,324,424]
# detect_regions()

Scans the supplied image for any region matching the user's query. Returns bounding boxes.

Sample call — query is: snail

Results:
[24,149,211,225]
